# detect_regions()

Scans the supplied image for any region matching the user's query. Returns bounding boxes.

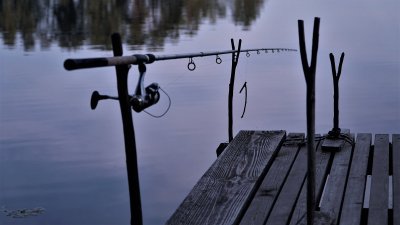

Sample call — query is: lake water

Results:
[1,1,399,224]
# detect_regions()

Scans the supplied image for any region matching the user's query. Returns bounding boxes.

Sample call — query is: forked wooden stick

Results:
[298,17,320,225]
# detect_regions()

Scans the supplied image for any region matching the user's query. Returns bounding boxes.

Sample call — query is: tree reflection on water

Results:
[0,0,265,51]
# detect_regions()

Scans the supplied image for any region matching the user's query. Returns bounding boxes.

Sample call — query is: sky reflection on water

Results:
[1,1,399,224]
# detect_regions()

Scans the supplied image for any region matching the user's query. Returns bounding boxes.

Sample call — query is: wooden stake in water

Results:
[329,52,345,136]
[111,33,143,225]
[228,39,242,142]
[298,17,320,225]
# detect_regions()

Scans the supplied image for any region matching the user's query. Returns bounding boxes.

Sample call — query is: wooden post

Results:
[322,53,346,151]
[329,52,345,136]
[111,33,143,225]
[228,39,242,142]
[298,17,320,225]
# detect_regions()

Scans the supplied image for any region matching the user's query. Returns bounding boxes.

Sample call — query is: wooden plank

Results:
[340,133,372,225]
[318,134,354,224]
[261,135,320,225]
[393,134,400,225]
[265,137,310,225]
[289,137,331,225]
[166,130,286,225]
[239,133,304,225]
[321,137,345,152]
[368,134,389,225]
[321,129,350,152]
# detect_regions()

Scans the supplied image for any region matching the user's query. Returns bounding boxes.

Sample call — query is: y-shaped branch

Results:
[298,17,320,225]
[329,52,345,137]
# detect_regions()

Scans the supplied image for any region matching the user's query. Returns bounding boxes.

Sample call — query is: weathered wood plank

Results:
[318,134,354,224]
[265,137,311,225]
[166,130,286,225]
[239,133,304,225]
[321,137,345,152]
[340,133,372,225]
[368,134,389,225]
[321,129,350,152]
[265,135,319,225]
[393,134,400,225]
[289,137,331,225]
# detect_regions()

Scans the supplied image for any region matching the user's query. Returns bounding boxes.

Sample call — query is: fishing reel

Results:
[130,63,160,112]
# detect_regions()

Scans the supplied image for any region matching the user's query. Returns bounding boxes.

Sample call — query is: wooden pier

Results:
[167,130,399,225]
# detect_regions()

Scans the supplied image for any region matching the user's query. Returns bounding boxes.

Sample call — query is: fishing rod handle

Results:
[63,54,156,70]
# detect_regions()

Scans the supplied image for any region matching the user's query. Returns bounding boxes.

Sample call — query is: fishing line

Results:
[239,82,248,118]
[143,86,171,118]
[239,54,250,119]
[138,48,294,118]
[161,57,200,88]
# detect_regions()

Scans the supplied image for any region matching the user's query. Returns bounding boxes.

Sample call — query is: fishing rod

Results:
[63,34,297,225]
[64,48,297,71]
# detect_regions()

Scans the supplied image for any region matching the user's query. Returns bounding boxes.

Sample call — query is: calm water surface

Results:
[1,1,399,224]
